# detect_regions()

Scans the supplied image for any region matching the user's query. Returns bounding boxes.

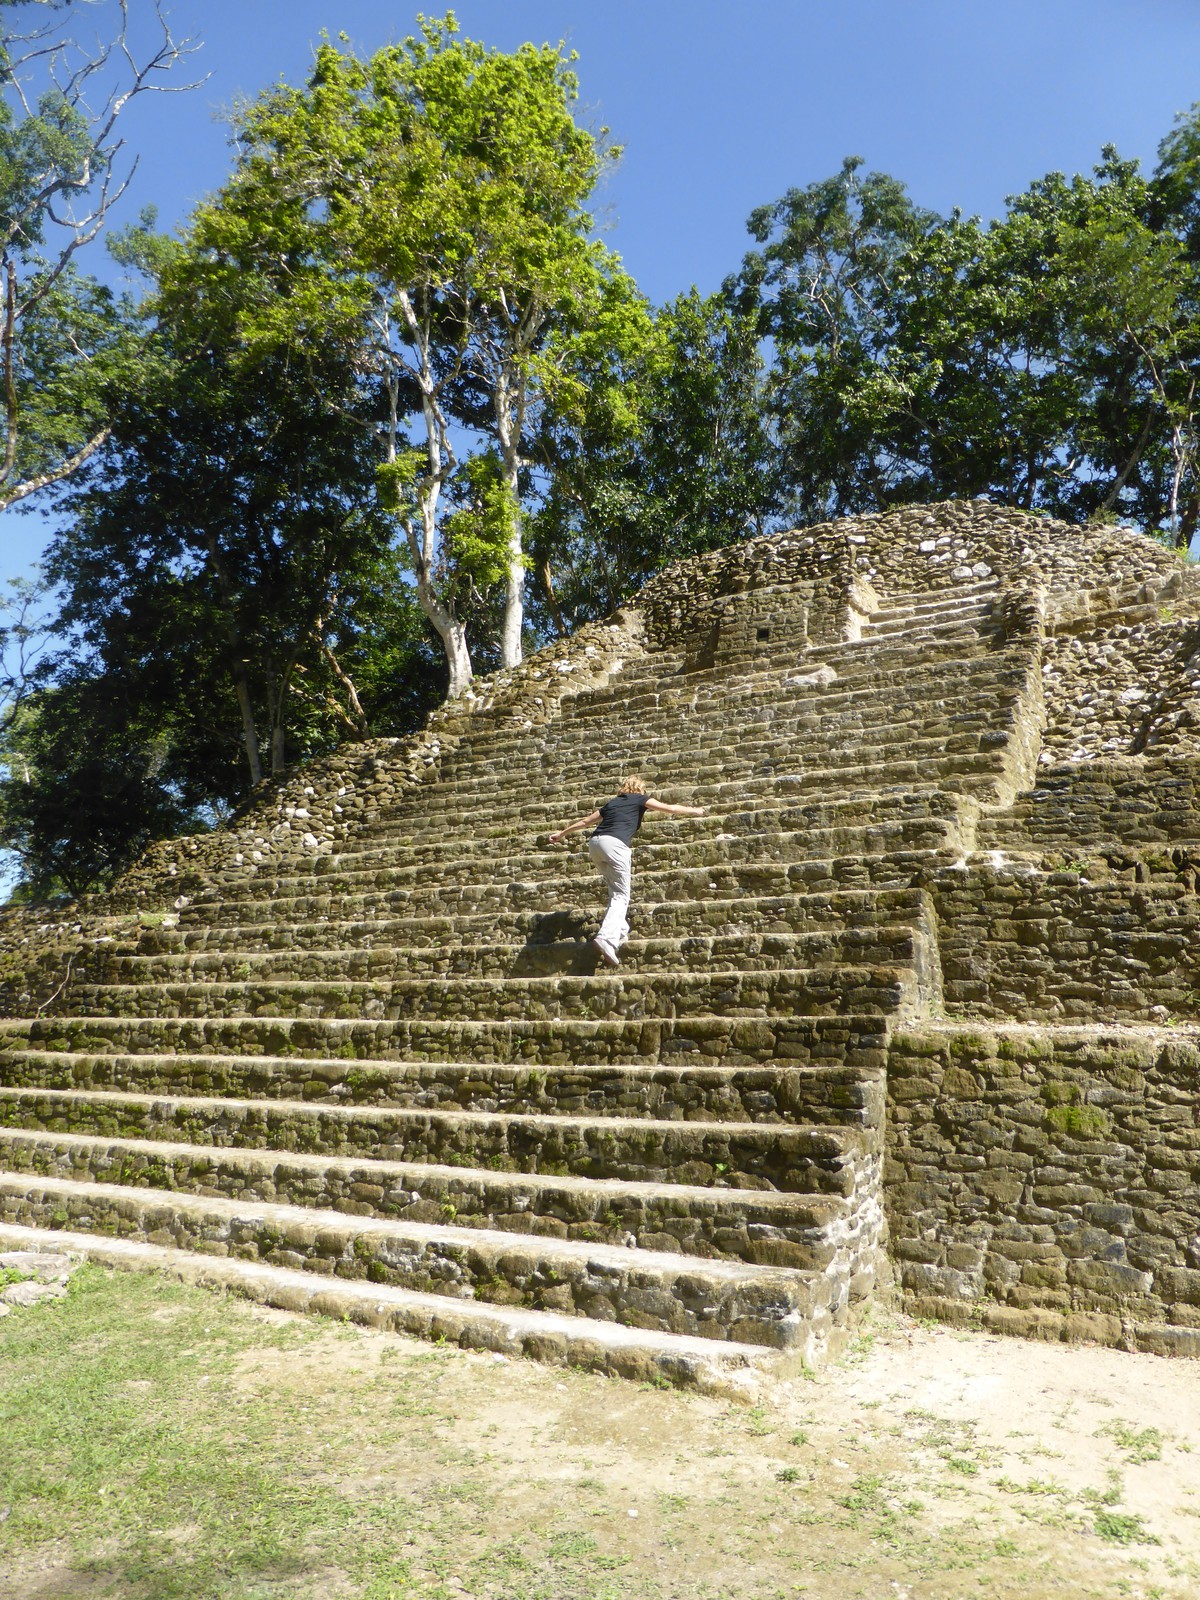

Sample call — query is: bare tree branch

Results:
[0,0,203,507]
[0,421,109,507]
[0,568,55,735]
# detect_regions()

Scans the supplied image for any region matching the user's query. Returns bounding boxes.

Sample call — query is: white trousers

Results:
[587,834,633,949]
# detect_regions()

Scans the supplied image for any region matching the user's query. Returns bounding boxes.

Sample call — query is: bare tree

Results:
[0,568,52,738]
[0,0,201,510]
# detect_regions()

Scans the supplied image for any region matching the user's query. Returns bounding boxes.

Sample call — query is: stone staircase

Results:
[0,560,1024,1388]
[5,501,1197,1382]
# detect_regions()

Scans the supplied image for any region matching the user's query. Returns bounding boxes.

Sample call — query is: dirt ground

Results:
[376,1309,1200,1599]
[3,1274,1199,1600]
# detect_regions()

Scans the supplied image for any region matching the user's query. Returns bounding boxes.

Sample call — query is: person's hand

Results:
[548,831,564,845]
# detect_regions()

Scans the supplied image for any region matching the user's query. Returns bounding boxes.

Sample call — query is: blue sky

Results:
[4,0,1200,579]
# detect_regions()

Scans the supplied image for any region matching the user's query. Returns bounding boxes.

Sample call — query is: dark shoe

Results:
[592,936,620,967]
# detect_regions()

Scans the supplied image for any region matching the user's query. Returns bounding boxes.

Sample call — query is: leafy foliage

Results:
[529,288,776,629]
[729,129,1200,542]
[0,265,442,892]
[0,674,206,898]
[165,13,650,691]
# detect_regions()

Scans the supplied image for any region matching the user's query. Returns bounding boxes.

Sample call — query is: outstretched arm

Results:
[549,810,601,845]
[645,799,706,818]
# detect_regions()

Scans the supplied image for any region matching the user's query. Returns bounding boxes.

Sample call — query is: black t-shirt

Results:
[591,793,649,846]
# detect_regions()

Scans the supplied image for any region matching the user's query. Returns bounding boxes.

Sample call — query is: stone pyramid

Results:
[2,500,1199,1390]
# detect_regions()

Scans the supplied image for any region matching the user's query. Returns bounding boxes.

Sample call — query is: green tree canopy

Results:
[529,288,777,628]
[0,250,441,895]
[729,141,1200,541]
[163,13,651,698]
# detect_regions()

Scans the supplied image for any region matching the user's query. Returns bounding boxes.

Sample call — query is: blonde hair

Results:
[618,775,647,795]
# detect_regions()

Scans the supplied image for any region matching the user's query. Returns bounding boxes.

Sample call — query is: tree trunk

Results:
[1100,406,1156,515]
[496,370,525,670]
[413,573,473,695]
[391,330,473,698]
[233,667,263,786]
[411,582,473,698]
[403,461,475,698]
[500,506,525,669]
[319,640,370,736]
[436,613,474,698]
[264,674,286,775]
[538,557,568,639]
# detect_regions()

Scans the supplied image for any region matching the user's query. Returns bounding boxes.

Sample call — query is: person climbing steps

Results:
[548,776,707,967]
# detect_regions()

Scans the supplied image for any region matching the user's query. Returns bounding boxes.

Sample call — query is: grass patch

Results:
[1094,1511,1161,1545]
[0,1267,649,1600]
[1,1269,356,1598]
[1099,1420,1166,1464]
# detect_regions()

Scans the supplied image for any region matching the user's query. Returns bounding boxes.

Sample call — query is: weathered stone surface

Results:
[0,1247,79,1312]
[885,1023,1200,1338]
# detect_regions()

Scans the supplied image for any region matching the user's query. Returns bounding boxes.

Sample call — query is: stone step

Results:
[591,636,1007,711]
[98,922,926,988]
[867,588,998,620]
[693,603,1001,657]
[630,619,1008,672]
[449,681,1014,760]
[528,638,1000,705]
[557,664,1013,737]
[862,604,1000,639]
[421,714,1011,802]
[501,655,1020,736]
[189,820,962,905]
[0,1008,892,1069]
[638,583,1000,662]
[862,617,996,643]
[163,887,936,954]
[979,764,1200,851]
[414,728,1016,804]
[825,599,1008,637]
[707,628,998,674]
[0,1085,875,1192]
[809,601,1002,645]
[396,749,1015,822]
[982,812,1200,853]
[870,592,997,617]
[607,620,1001,682]
[181,853,953,928]
[557,679,1009,747]
[0,1173,837,1348]
[347,761,998,838]
[0,1047,885,1126]
[564,606,995,699]
[0,1127,863,1265]
[433,729,1003,800]
[355,792,970,853]
[0,1223,802,1391]
[430,722,1011,799]
[398,748,1008,814]
[292,813,962,882]
[56,960,919,1024]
